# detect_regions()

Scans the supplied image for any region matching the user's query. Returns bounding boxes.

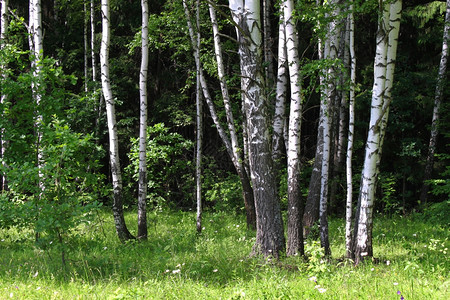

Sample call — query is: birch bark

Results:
[229,0,285,257]
[1,0,8,191]
[29,0,44,193]
[319,0,342,256]
[272,10,287,186]
[137,0,149,240]
[84,1,88,93]
[194,0,202,234]
[283,0,304,257]
[345,1,356,258]
[420,0,449,204]
[100,0,133,241]
[353,0,402,264]
[184,0,256,229]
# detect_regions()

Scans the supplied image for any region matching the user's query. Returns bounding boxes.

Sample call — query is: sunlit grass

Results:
[0,209,448,299]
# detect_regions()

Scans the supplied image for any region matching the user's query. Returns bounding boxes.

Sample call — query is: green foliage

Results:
[0,41,105,263]
[126,123,194,209]
[202,164,243,212]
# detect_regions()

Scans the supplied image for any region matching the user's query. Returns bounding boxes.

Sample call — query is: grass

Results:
[0,208,448,299]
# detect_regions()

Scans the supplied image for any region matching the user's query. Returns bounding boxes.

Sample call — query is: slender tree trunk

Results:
[420,0,449,204]
[194,0,202,234]
[30,0,44,193]
[345,2,356,259]
[137,0,149,240]
[229,0,285,258]
[283,0,305,257]
[319,0,342,257]
[91,0,96,83]
[1,0,8,191]
[272,12,287,173]
[83,1,88,93]
[100,0,133,242]
[185,1,256,229]
[329,15,349,211]
[353,0,402,264]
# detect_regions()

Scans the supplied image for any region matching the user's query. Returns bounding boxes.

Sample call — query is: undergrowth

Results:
[0,209,448,299]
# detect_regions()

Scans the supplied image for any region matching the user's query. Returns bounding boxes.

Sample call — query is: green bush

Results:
[126,123,194,209]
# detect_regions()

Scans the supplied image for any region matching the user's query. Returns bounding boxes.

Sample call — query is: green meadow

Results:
[0,208,448,299]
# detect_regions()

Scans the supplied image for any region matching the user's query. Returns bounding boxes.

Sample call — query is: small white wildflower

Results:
[1,239,4,242]
[314,285,321,289]
[239,259,244,262]
[49,241,53,245]
[413,233,417,237]
[308,276,317,282]
[103,247,107,250]
[182,263,185,266]
[36,287,41,291]
[236,225,240,228]
[371,268,375,271]
[393,282,399,286]
[318,288,327,293]
[213,269,218,273]
[202,227,205,230]
[33,271,38,277]
[386,260,390,265]
[9,292,13,298]
[165,269,170,273]
[172,269,181,274]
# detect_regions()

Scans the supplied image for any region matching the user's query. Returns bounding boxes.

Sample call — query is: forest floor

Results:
[0,207,448,299]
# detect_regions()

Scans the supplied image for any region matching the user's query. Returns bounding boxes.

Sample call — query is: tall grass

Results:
[0,209,448,299]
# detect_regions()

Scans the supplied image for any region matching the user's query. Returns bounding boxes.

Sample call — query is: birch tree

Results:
[137,0,149,240]
[282,0,305,257]
[272,10,287,181]
[91,0,96,83]
[1,0,8,191]
[83,1,88,93]
[318,0,342,256]
[353,0,402,264]
[100,0,134,241]
[184,0,256,229]
[345,1,356,259]
[229,0,285,257]
[29,0,44,193]
[195,0,202,233]
[420,0,449,204]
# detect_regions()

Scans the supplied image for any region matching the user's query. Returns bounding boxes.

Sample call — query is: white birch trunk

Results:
[353,0,402,264]
[137,0,149,240]
[84,1,88,93]
[29,0,44,192]
[194,0,202,234]
[91,0,97,83]
[272,11,287,169]
[420,0,449,203]
[345,2,356,259]
[283,0,304,257]
[100,0,133,241]
[319,0,341,256]
[1,0,8,191]
[229,0,285,257]
[185,0,256,229]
